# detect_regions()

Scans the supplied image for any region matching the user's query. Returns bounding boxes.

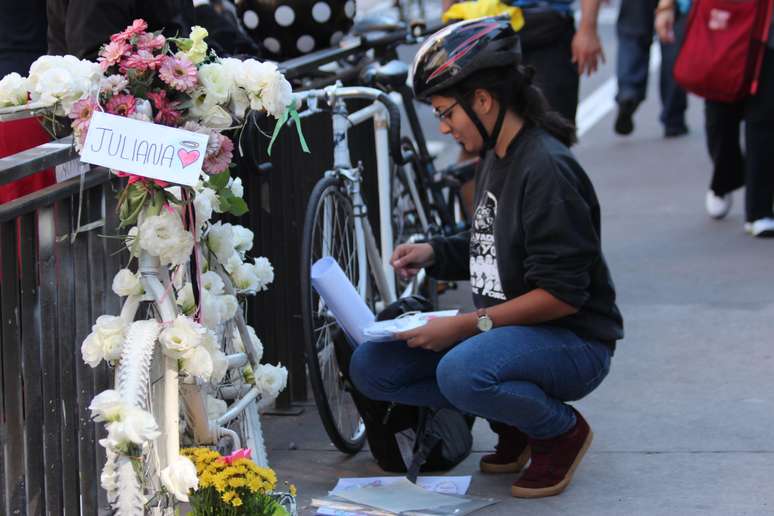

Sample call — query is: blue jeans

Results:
[615,0,688,130]
[350,325,612,439]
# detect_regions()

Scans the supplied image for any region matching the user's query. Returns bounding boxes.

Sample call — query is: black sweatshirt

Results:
[428,125,624,346]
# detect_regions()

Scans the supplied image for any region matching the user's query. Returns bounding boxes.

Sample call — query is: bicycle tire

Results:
[300,175,367,454]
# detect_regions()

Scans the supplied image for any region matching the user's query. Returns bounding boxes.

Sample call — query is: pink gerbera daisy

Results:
[111,19,149,43]
[159,54,198,92]
[203,133,234,175]
[68,97,99,131]
[106,94,137,117]
[136,32,166,51]
[98,40,131,71]
[146,90,182,126]
[121,50,164,73]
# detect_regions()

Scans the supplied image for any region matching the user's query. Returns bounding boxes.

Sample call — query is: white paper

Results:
[80,111,208,186]
[55,159,90,183]
[310,257,375,345]
[333,478,463,513]
[362,311,459,341]
[332,476,472,496]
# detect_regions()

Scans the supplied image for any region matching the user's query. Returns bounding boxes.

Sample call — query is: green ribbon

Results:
[268,99,310,156]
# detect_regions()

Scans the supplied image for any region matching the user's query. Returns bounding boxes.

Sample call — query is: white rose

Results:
[198,62,233,105]
[255,363,288,400]
[176,282,196,315]
[206,221,235,262]
[202,331,228,383]
[111,268,144,297]
[232,325,264,363]
[229,177,244,198]
[199,105,233,130]
[223,253,242,274]
[89,390,125,422]
[181,344,214,380]
[231,262,260,292]
[201,270,224,295]
[138,211,194,266]
[160,456,198,502]
[103,406,160,448]
[91,315,126,363]
[260,71,293,119]
[232,224,253,255]
[159,315,205,359]
[252,257,275,292]
[219,294,238,322]
[81,333,104,368]
[0,73,29,107]
[194,188,218,226]
[230,88,250,119]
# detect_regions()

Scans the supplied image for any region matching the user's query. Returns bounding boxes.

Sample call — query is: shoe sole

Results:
[479,446,530,474]
[510,430,594,499]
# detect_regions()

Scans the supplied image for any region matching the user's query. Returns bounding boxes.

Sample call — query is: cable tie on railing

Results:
[70,169,87,244]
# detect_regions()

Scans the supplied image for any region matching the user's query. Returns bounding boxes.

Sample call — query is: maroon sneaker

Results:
[511,408,593,498]
[479,421,530,474]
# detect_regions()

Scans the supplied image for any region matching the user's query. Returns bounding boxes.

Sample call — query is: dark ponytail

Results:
[448,65,577,147]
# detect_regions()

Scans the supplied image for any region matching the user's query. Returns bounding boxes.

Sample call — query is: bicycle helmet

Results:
[236,0,356,61]
[410,16,522,151]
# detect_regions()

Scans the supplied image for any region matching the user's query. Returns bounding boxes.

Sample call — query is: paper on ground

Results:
[311,257,375,345]
[332,478,466,513]
[332,476,471,496]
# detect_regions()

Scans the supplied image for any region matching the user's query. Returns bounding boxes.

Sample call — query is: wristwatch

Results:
[476,308,494,332]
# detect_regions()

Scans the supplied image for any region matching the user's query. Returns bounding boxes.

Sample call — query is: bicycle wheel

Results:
[300,175,367,454]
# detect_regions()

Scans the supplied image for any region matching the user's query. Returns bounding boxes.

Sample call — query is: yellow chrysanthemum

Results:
[231,496,243,507]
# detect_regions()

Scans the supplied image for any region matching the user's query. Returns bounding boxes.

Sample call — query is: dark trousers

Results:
[705,49,774,221]
[615,0,688,129]
[523,20,580,125]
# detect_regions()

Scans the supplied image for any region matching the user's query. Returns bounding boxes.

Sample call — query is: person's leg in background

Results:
[522,19,580,125]
[742,48,774,237]
[614,0,658,135]
[658,10,688,137]
[703,100,745,219]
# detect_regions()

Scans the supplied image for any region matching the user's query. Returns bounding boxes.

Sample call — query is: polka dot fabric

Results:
[237,0,356,60]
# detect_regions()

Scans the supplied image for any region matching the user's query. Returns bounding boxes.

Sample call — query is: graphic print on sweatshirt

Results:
[470,191,506,301]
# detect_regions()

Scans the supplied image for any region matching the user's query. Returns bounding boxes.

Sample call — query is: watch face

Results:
[477,316,493,332]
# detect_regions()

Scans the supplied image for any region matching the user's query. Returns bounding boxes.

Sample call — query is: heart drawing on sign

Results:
[177,148,200,168]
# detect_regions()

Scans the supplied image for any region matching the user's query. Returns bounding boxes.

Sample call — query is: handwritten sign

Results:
[80,111,209,187]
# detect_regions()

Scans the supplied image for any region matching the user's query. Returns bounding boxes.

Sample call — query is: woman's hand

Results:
[391,243,435,280]
[655,9,676,43]
[395,314,476,353]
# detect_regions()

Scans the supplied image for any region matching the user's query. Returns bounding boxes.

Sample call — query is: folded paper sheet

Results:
[333,478,464,513]
[310,256,375,345]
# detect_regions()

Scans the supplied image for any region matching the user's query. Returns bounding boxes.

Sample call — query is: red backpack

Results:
[674,0,774,102]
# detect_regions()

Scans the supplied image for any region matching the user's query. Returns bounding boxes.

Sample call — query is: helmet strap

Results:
[456,88,511,154]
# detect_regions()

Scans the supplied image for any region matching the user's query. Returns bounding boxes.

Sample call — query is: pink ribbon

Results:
[218,448,253,465]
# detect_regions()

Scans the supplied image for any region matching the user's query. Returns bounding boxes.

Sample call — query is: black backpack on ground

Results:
[332,295,474,479]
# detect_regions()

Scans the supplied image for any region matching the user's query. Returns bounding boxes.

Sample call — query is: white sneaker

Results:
[744,218,774,237]
[705,191,732,219]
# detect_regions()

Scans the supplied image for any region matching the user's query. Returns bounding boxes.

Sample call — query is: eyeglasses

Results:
[432,101,458,122]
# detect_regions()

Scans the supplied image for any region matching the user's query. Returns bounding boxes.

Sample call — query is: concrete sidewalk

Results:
[263,26,774,513]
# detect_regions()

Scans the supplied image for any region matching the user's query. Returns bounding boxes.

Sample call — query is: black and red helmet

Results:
[410,15,522,101]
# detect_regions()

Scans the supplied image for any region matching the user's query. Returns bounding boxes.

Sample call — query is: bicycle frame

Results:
[132,250,270,468]
[298,84,401,305]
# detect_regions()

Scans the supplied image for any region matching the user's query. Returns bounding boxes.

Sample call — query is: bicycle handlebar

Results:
[294,85,405,166]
